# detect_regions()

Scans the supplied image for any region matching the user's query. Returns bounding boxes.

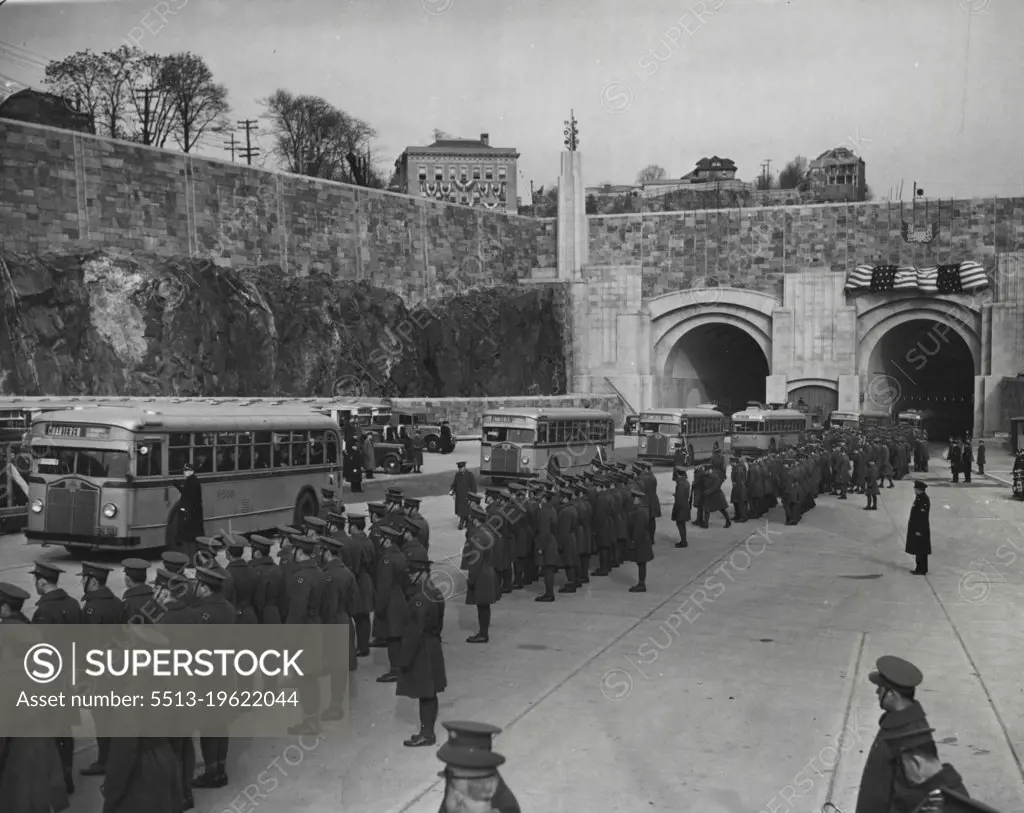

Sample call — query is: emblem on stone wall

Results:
[900,221,939,244]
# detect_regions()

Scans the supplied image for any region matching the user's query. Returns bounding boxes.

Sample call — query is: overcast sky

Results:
[0,0,1019,199]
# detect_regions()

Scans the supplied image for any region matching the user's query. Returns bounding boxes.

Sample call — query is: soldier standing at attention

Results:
[976,440,986,476]
[463,503,499,643]
[191,568,235,790]
[248,536,283,624]
[374,526,409,683]
[702,464,731,529]
[627,486,653,592]
[319,536,357,721]
[533,486,560,602]
[173,462,205,562]
[79,562,124,778]
[396,547,446,747]
[691,465,706,527]
[907,481,932,575]
[865,460,880,511]
[153,567,198,810]
[554,487,579,594]
[961,441,973,484]
[30,561,82,796]
[345,515,375,657]
[404,497,430,551]
[671,467,690,548]
[160,551,197,606]
[284,535,326,735]
[224,535,258,624]
[572,483,593,586]
[120,559,154,623]
[948,439,963,484]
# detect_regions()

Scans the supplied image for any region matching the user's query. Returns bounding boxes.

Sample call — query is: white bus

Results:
[637,406,730,464]
[730,403,812,455]
[24,405,342,553]
[480,408,615,480]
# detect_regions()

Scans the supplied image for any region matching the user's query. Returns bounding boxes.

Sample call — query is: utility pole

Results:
[237,119,259,166]
[223,131,238,162]
[136,85,154,145]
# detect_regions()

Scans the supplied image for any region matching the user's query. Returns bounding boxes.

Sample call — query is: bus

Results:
[23,405,342,553]
[0,428,29,533]
[480,408,615,480]
[730,402,813,455]
[637,406,730,465]
[367,406,451,452]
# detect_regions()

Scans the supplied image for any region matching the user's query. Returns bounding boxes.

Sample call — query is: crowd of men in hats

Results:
[946,438,987,483]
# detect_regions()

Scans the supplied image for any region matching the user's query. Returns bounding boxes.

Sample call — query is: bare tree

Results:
[123,51,176,147]
[431,128,454,140]
[159,52,230,153]
[755,171,775,190]
[636,164,667,184]
[260,89,376,183]
[778,156,810,190]
[43,50,107,130]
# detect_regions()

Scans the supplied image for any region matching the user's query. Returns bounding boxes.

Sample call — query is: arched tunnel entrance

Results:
[865,319,976,439]
[663,324,769,414]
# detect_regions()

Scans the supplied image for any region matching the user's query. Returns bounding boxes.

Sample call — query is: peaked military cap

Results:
[303,516,328,530]
[868,655,923,693]
[466,492,483,503]
[405,547,432,571]
[326,511,346,524]
[276,526,301,537]
[914,480,928,489]
[226,533,248,550]
[379,525,403,538]
[196,536,224,550]
[436,721,503,773]
[367,502,387,516]
[161,551,189,571]
[291,536,317,554]
[630,487,646,498]
[347,514,366,525]
[249,535,274,552]
[121,558,150,581]
[456,460,467,468]
[385,488,404,500]
[319,535,343,553]
[80,562,113,579]
[30,561,63,581]
[195,567,226,588]
[436,745,505,774]
[0,582,29,604]
[403,497,421,508]
[153,568,178,588]
[469,504,488,517]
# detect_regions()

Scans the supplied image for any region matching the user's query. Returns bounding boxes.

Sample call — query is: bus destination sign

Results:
[44,424,85,438]
[483,416,531,425]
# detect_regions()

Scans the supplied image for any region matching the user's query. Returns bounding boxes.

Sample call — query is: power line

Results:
[223,131,238,162]
[236,119,259,166]
[0,38,54,65]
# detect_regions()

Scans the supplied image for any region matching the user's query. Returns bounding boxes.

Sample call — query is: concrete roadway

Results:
[1,439,1023,812]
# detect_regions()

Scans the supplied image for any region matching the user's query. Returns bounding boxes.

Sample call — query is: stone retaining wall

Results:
[390,394,627,436]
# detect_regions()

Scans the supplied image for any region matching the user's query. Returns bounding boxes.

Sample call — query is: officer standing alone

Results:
[907,480,932,575]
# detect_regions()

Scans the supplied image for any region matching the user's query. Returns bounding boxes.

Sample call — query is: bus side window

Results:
[169,432,191,475]
[254,432,272,469]
[537,423,548,444]
[136,441,163,477]
[215,432,237,472]
[236,433,253,470]
[309,431,325,465]
[292,431,309,466]
[192,433,214,474]
[326,433,339,465]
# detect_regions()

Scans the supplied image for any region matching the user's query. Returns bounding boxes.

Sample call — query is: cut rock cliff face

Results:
[0,250,567,397]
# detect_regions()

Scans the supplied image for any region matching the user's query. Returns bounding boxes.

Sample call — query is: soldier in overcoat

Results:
[627,487,653,592]
[976,440,986,475]
[671,468,690,548]
[484,489,513,595]
[907,481,931,575]
[249,536,283,625]
[373,527,409,683]
[881,443,895,488]
[730,457,748,522]
[404,498,430,551]
[948,440,963,483]
[533,487,560,602]
[702,466,731,528]
[852,447,866,493]
[319,536,357,721]
[960,442,973,484]
[573,484,593,584]
[172,462,204,561]
[449,462,477,530]
[638,461,660,539]
[691,466,706,527]
[554,487,579,593]
[396,548,446,748]
[612,476,629,568]
[224,536,258,624]
[589,477,613,576]
[345,515,375,657]
[192,567,236,789]
[463,505,499,643]
[865,460,880,511]
[101,736,182,813]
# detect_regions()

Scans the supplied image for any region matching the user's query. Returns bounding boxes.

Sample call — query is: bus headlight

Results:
[30,499,43,514]
[639,438,646,448]
[521,456,529,464]
[483,453,490,462]
[102,503,119,519]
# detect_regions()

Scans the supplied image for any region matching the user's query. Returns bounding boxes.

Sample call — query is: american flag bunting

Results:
[845,261,988,294]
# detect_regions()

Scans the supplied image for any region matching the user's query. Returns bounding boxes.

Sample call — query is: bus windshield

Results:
[640,422,679,435]
[483,426,536,444]
[32,445,131,477]
[733,420,764,433]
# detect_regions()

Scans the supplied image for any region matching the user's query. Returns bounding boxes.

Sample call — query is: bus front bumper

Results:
[25,529,142,548]
[480,470,536,480]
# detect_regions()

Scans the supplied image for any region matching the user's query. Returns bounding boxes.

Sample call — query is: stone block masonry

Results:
[0,119,556,308]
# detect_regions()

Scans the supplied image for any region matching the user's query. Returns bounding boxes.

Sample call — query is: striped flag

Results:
[844,264,875,291]
[917,266,939,293]
[893,266,919,290]
[958,260,989,291]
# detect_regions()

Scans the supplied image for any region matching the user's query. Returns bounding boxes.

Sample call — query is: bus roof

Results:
[639,407,725,418]
[30,407,341,433]
[481,407,613,421]
[731,407,807,419]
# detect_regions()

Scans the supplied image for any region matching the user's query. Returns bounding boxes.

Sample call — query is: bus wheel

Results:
[687,445,694,465]
[425,435,440,453]
[769,438,777,454]
[383,455,402,475]
[293,490,318,526]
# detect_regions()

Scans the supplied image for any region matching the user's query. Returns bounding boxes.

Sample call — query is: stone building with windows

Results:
[808,146,866,201]
[393,133,519,212]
